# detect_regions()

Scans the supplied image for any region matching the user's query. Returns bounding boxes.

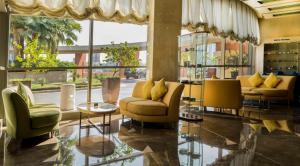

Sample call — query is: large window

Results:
[179,31,255,80]
[7,15,148,105]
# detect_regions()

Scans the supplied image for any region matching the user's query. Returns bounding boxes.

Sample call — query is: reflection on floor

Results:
[0,106,300,166]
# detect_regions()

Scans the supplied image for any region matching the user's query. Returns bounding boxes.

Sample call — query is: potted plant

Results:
[231,68,239,78]
[102,42,139,104]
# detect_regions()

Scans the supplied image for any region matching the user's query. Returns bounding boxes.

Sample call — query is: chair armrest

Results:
[162,83,184,121]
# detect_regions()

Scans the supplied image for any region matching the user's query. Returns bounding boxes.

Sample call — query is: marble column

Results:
[147,0,182,81]
[0,12,9,119]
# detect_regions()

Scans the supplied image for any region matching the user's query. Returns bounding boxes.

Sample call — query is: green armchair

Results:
[2,86,61,142]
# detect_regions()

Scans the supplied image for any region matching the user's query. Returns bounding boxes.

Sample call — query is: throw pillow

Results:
[248,72,263,87]
[17,82,33,106]
[263,120,280,133]
[264,73,281,88]
[142,79,154,99]
[151,78,168,101]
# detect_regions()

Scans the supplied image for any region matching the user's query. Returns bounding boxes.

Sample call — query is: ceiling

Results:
[242,0,300,19]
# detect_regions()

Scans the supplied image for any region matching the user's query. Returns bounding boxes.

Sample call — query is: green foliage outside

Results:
[103,42,140,77]
[94,73,109,82]
[37,78,47,87]
[14,38,58,71]
[11,15,81,55]
[9,15,81,89]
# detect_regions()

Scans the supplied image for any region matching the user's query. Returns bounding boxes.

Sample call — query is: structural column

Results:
[147,0,182,81]
[0,12,9,119]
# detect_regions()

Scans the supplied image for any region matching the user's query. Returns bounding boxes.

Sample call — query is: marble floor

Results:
[0,106,300,166]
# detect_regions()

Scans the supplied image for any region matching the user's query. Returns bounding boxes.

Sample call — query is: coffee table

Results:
[77,102,117,145]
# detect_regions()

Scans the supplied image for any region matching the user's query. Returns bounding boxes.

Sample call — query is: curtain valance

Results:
[5,0,260,43]
[6,0,149,24]
[182,0,260,44]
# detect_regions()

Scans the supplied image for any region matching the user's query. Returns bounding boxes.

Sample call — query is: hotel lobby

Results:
[0,0,300,165]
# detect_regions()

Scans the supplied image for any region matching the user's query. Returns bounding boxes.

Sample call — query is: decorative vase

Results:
[102,77,121,104]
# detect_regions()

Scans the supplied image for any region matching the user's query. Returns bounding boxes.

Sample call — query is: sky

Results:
[57,21,148,64]
[74,20,148,45]
[57,21,190,64]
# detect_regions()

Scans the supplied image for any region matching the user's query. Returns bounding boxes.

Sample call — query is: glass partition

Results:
[178,33,255,80]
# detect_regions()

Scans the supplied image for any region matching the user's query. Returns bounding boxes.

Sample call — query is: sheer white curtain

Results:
[182,0,260,44]
[6,0,149,23]
[6,0,260,43]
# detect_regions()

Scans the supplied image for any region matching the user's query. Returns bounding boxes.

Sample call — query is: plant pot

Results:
[102,77,120,104]
[207,68,217,78]
[231,71,239,79]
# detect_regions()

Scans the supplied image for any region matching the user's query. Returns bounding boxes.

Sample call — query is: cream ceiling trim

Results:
[242,0,300,19]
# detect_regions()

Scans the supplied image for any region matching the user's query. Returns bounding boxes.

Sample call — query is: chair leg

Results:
[6,137,22,154]
[141,121,144,128]
[122,115,124,124]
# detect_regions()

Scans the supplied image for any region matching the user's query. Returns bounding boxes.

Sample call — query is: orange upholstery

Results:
[203,80,243,110]
[237,75,296,102]
[120,81,184,123]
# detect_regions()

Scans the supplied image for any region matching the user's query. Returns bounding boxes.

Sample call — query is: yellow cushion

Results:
[263,120,280,133]
[241,87,255,93]
[142,79,154,99]
[119,97,147,110]
[248,72,264,87]
[127,100,167,116]
[277,120,292,133]
[264,73,281,88]
[151,78,168,101]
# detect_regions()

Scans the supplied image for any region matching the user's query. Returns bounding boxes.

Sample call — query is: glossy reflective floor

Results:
[1,106,300,166]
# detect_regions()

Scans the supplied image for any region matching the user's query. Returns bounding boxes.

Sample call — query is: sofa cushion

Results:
[263,120,280,133]
[127,100,167,116]
[253,88,288,97]
[30,103,59,109]
[242,90,262,96]
[151,78,168,101]
[264,73,281,88]
[142,79,154,99]
[17,82,34,106]
[248,72,264,87]
[241,87,255,92]
[119,97,147,110]
[29,106,60,129]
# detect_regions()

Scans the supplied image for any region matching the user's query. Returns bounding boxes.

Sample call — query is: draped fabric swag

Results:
[182,0,260,44]
[5,0,260,43]
[6,0,149,24]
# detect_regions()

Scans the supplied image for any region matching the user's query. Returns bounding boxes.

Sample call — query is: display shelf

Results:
[178,32,208,122]
[179,106,204,122]
[264,42,300,74]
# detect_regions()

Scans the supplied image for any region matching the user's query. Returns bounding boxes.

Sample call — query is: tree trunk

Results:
[12,28,22,59]
[20,36,25,58]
